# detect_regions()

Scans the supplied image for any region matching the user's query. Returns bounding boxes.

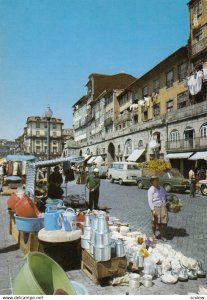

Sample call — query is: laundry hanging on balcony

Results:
[187,70,204,95]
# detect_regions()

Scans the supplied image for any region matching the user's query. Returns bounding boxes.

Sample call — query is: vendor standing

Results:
[86,168,100,210]
[48,166,64,199]
[147,176,168,241]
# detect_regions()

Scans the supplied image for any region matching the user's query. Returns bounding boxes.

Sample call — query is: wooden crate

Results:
[81,249,127,284]
[19,232,40,254]
[9,214,20,243]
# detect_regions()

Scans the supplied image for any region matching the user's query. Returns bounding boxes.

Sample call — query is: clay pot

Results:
[7,193,21,210]
[15,194,40,218]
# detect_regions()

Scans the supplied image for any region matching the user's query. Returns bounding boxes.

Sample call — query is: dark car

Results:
[137,169,190,193]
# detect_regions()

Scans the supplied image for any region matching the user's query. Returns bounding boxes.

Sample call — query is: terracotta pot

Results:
[15,194,40,218]
[7,193,21,210]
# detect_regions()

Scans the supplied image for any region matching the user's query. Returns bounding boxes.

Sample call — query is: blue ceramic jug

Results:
[61,208,76,231]
[44,207,63,231]
[45,199,63,211]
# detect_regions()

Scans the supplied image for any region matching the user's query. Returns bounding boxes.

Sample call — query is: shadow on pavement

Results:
[166,226,189,240]
[0,244,19,253]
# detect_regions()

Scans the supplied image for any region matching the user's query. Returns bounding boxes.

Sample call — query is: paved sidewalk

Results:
[0,184,207,294]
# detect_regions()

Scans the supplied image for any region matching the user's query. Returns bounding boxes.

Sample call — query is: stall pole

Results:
[47,118,51,181]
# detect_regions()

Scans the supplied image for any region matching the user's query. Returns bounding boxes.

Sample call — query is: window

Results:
[143,86,148,97]
[166,70,174,88]
[119,164,124,170]
[143,111,148,121]
[52,124,57,129]
[105,94,113,106]
[200,124,207,138]
[127,164,139,170]
[118,145,121,154]
[170,130,180,142]
[177,92,188,109]
[53,141,57,145]
[166,100,174,113]
[194,28,203,42]
[153,104,160,117]
[36,146,41,154]
[36,140,40,144]
[102,148,105,154]
[193,0,203,17]
[153,79,160,93]
[178,63,188,82]
[53,147,57,154]
[36,131,40,137]
[44,123,47,128]
[36,123,40,128]
[138,140,143,149]
[133,115,138,124]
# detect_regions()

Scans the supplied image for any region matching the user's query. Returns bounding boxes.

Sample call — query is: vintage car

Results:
[136,169,190,193]
[197,180,207,196]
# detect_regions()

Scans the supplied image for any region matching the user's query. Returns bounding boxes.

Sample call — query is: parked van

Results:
[108,162,142,185]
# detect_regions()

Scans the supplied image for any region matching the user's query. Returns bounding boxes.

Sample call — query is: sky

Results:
[0,0,189,140]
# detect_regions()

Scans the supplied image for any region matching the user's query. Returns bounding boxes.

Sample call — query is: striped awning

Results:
[25,156,84,200]
[32,156,84,168]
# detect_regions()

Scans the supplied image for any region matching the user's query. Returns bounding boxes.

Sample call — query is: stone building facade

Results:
[23,116,63,159]
[72,0,207,176]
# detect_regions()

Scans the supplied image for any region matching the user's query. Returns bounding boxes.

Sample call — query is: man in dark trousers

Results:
[48,166,64,199]
[86,168,100,210]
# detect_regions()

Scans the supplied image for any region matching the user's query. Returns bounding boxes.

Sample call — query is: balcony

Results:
[104,117,113,127]
[167,101,207,123]
[166,137,207,151]
[191,37,207,57]
[114,112,131,125]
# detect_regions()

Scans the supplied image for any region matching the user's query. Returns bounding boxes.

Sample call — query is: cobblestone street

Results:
[0,180,207,295]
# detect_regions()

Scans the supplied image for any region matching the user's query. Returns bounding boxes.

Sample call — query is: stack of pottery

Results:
[81,214,91,250]
[90,214,111,262]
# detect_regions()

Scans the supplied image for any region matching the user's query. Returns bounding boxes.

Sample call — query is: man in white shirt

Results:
[148,176,168,241]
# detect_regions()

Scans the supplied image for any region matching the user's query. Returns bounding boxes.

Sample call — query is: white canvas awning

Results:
[188,151,207,160]
[93,156,104,165]
[87,157,96,164]
[127,149,145,162]
[166,152,193,159]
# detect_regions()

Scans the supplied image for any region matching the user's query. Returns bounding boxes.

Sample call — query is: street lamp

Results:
[44,105,53,179]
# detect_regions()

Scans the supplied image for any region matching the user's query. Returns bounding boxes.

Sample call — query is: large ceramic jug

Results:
[61,208,76,231]
[7,193,20,210]
[45,199,63,211]
[44,207,63,231]
[15,194,40,218]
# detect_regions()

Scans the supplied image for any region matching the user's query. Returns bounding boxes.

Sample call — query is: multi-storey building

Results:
[73,73,136,146]
[23,116,63,159]
[72,0,207,176]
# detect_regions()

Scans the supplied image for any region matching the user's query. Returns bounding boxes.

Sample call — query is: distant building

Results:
[23,116,64,159]
[62,128,74,141]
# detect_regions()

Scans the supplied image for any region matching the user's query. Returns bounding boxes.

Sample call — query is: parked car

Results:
[108,162,142,185]
[136,169,190,193]
[197,180,207,196]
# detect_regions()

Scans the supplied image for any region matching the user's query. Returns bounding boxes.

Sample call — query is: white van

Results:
[108,162,142,185]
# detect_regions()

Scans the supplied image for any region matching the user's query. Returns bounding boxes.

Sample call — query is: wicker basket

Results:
[166,202,182,213]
